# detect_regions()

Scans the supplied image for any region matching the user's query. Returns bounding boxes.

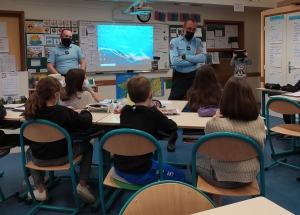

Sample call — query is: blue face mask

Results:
[237,58,243,61]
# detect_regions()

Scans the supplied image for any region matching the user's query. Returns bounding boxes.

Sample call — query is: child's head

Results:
[187,65,222,112]
[193,65,219,87]
[127,76,152,105]
[220,77,259,121]
[25,76,62,120]
[63,68,86,100]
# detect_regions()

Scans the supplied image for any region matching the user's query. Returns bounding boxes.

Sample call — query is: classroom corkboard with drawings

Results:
[25,19,79,73]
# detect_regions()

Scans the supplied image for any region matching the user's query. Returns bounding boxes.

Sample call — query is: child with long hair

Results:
[187,65,222,112]
[195,77,265,206]
[60,68,100,109]
[24,76,95,202]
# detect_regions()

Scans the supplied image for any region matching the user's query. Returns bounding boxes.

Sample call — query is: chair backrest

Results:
[98,128,164,185]
[100,129,159,156]
[191,132,265,196]
[267,97,300,115]
[22,122,66,143]
[119,181,216,215]
[20,119,74,170]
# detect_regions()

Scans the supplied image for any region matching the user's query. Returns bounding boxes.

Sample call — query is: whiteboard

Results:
[78,21,169,73]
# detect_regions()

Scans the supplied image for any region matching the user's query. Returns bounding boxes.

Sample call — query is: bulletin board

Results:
[25,19,79,73]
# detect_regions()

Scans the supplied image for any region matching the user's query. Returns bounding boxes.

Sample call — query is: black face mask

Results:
[185,31,194,41]
[61,38,72,47]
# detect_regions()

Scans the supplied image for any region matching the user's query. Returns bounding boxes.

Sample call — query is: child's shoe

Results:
[76,184,95,203]
[27,189,48,201]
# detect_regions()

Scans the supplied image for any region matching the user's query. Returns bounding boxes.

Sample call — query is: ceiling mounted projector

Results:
[122,0,152,22]
[130,4,153,15]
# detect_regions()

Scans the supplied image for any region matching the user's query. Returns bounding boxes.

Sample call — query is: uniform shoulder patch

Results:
[169,44,173,50]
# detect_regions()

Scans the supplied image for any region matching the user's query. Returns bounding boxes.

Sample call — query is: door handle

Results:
[288,61,295,73]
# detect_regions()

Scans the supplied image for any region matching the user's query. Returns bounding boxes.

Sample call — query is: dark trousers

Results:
[168,70,196,100]
[0,130,20,148]
[267,92,291,124]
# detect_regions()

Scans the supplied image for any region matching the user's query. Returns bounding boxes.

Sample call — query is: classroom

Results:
[0,0,299,214]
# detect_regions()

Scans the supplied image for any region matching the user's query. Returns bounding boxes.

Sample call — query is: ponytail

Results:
[24,91,46,120]
[24,76,62,120]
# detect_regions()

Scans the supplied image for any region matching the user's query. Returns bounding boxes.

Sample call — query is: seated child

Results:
[0,102,20,148]
[24,76,95,202]
[194,77,265,206]
[187,65,222,112]
[60,68,100,109]
[113,76,186,185]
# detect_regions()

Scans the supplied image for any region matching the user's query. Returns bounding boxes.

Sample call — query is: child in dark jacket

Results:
[113,76,186,185]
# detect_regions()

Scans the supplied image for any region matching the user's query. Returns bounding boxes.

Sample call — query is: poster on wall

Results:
[116,73,139,99]
[26,34,45,46]
[45,35,60,45]
[44,46,54,58]
[27,46,45,58]
[25,21,43,33]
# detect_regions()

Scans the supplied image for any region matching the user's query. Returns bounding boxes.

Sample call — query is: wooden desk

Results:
[91,112,111,123]
[191,197,294,215]
[3,110,24,121]
[256,88,288,118]
[270,95,300,102]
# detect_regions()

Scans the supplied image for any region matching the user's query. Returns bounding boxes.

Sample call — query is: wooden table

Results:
[191,197,294,215]
[3,110,24,121]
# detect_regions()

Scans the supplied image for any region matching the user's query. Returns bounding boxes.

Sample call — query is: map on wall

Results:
[116,73,139,99]
[148,77,164,97]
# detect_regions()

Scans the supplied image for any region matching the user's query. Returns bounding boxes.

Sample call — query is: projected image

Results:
[97,25,153,71]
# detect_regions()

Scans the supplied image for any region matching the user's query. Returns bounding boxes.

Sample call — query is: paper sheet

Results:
[215,30,222,37]
[160,100,172,105]
[270,21,283,44]
[215,37,228,48]
[194,28,202,37]
[225,25,238,37]
[1,72,19,95]
[206,31,214,40]
[293,71,300,85]
[31,59,41,67]
[293,20,300,43]
[0,55,16,72]
[234,3,244,12]
[231,42,239,48]
[270,46,282,68]
[212,52,220,64]
[0,36,9,52]
[294,45,300,68]
[206,40,215,48]
[269,71,282,85]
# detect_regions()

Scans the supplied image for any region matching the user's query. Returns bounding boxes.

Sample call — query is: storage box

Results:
[277,0,300,7]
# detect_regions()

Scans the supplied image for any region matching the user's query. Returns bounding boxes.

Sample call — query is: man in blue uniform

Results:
[169,18,205,100]
[47,29,86,75]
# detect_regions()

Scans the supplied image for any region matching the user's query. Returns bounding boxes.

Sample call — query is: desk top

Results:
[191,197,293,215]
[256,88,288,93]
[162,100,188,111]
[4,110,24,121]
[96,112,210,129]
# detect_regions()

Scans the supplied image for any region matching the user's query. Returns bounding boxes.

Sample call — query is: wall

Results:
[1,0,264,101]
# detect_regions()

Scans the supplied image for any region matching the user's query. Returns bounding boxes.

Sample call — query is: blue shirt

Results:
[47,44,85,75]
[170,35,205,73]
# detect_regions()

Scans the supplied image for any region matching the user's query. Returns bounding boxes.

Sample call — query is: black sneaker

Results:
[167,143,175,152]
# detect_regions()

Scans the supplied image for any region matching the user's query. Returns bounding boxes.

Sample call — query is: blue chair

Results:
[265,97,300,171]
[94,128,164,215]
[0,149,19,204]
[119,180,216,215]
[191,132,265,198]
[20,119,87,215]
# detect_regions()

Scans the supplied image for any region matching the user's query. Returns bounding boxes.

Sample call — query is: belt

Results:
[174,70,196,77]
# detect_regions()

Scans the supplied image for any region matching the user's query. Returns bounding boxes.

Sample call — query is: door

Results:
[286,12,300,86]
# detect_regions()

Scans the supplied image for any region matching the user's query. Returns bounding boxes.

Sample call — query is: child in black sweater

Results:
[113,76,186,185]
